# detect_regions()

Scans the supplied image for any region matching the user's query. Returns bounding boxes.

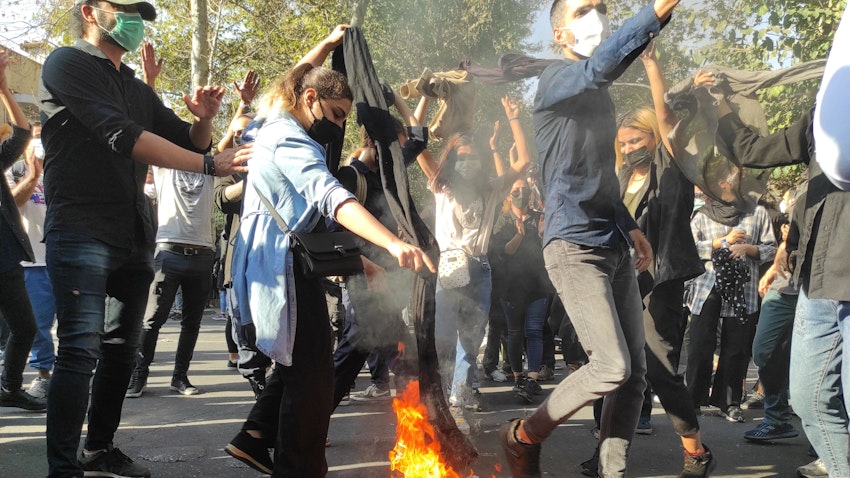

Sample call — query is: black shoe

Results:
[678,444,716,478]
[499,419,541,477]
[78,445,151,478]
[0,387,46,411]
[225,430,273,474]
[578,446,599,477]
[227,359,238,369]
[247,374,265,400]
[125,370,148,399]
[170,375,199,395]
[513,378,534,404]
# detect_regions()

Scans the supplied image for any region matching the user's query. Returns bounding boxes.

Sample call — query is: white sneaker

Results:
[797,458,828,478]
[450,405,470,435]
[28,376,50,399]
[350,384,391,401]
[486,369,508,382]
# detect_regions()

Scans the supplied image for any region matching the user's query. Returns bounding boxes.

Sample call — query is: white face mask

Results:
[560,9,611,58]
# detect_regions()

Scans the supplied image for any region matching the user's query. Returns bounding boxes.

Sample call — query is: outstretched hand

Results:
[184,86,226,121]
[214,143,251,176]
[386,240,436,274]
[693,69,715,88]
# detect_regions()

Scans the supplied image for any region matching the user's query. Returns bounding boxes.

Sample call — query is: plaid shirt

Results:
[686,205,777,316]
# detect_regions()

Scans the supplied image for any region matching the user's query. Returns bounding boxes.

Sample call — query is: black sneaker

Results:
[125,370,148,399]
[744,422,799,441]
[225,430,273,474]
[247,375,265,400]
[499,419,541,478]
[513,378,534,404]
[170,375,199,395]
[78,445,150,478]
[678,444,716,478]
[578,446,599,477]
[526,378,543,395]
[0,387,46,411]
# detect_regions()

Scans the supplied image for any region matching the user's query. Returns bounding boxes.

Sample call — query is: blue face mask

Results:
[94,8,145,52]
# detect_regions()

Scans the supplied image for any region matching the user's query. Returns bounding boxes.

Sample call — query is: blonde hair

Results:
[615,106,661,169]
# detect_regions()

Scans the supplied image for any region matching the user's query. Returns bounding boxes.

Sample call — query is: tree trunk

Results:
[190,0,210,90]
[349,0,370,27]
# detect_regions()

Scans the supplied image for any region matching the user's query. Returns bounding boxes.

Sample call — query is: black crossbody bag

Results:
[254,185,363,279]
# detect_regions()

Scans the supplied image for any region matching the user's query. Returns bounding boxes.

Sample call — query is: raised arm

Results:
[639,40,674,153]
[0,50,30,130]
[297,25,348,67]
[501,97,531,182]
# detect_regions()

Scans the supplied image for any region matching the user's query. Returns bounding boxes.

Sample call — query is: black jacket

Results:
[716,108,850,301]
[0,124,34,266]
[621,145,704,287]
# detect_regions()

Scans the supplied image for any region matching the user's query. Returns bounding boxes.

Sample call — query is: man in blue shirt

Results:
[499,1,707,477]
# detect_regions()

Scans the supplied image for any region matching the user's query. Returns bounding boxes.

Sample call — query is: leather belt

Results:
[158,243,214,256]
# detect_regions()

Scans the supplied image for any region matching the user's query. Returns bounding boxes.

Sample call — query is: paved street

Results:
[2,309,816,477]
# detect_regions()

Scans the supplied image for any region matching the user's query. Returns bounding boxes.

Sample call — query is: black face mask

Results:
[307,100,344,146]
[624,145,653,169]
[511,188,530,210]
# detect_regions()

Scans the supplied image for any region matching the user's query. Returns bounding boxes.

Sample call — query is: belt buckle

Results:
[182,247,197,256]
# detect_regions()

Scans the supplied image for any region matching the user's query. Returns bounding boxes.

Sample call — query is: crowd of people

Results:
[1,0,849,477]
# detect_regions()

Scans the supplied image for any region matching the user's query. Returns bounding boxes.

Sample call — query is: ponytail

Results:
[257,64,352,118]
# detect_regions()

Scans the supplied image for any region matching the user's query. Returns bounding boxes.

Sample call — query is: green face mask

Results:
[95,9,145,52]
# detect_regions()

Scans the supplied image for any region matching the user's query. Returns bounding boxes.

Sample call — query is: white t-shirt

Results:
[814,2,850,191]
[153,166,214,247]
[6,162,46,266]
[431,175,510,257]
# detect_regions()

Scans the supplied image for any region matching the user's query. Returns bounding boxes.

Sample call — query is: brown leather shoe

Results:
[499,419,541,477]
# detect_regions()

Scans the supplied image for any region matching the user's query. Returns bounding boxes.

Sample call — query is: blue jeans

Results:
[25,266,56,372]
[45,231,154,477]
[524,239,646,478]
[435,255,491,406]
[790,288,850,477]
[502,296,549,376]
[752,290,796,426]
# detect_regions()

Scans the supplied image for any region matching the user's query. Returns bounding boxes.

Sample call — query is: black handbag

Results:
[254,185,363,279]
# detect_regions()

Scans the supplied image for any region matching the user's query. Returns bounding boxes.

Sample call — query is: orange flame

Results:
[389,380,464,478]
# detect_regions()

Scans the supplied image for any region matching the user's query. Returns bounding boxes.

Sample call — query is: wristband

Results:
[508,116,520,122]
[203,152,216,176]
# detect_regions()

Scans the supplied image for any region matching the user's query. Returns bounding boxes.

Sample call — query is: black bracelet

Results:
[203,153,216,176]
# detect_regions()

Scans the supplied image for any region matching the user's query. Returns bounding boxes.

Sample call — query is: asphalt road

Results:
[1,309,816,477]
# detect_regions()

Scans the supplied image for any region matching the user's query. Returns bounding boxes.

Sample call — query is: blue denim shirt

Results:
[534,3,664,248]
[231,110,355,365]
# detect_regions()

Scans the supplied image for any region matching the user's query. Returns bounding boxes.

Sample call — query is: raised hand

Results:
[501,96,520,119]
[141,42,163,86]
[234,70,260,105]
[490,120,501,151]
[639,38,657,62]
[0,50,9,90]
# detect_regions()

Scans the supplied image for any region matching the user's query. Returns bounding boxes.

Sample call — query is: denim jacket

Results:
[231,110,355,365]
[533,2,665,248]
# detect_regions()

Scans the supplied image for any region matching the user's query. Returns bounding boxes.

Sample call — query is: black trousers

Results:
[241,268,334,478]
[0,265,37,391]
[644,281,700,436]
[687,288,757,411]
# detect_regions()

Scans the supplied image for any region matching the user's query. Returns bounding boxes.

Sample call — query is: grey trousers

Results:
[524,239,647,478]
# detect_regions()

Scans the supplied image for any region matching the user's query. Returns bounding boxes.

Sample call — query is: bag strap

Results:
[253,183,291,234]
